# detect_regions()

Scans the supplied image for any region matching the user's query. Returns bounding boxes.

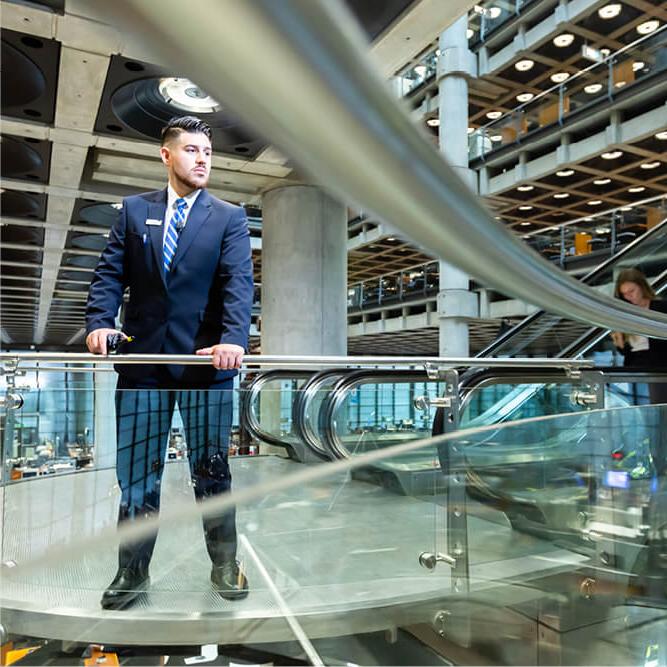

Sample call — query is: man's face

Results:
[160,131,212,193]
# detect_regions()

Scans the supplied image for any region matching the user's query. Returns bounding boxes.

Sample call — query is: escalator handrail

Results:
[292,368,353,460]
[320,369,433,459]
[242,369,315,449]
[477,216,667,358]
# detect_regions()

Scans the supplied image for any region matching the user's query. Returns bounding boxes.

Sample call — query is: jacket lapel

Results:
[170,189,212,272]
[146,189,168,289]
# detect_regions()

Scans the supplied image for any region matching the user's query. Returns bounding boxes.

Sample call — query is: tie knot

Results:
[175,197,187,212]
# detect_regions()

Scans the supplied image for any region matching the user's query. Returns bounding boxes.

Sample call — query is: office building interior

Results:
[1,0,666,664]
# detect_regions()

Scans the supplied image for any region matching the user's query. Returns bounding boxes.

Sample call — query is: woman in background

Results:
[612,267,667,474]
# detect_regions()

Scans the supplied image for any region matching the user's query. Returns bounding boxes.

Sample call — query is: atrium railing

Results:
[469,26,667,161]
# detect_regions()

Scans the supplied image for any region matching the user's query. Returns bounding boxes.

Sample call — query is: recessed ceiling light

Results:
[489,6,502,19]
[516,92,534,102]
[553,33,575,47]
[633,61,645,71]
[584,83,603,94]
[466,28,474,39]
[520,221,532,226]
[515,59,535,72]
[655,131,667,140]
[158,77,221,113]
[490,134,503,142]
[519,205,534,211]
[614,80,627,88]
[550,72,570,83]
[628,186,645,193]
[620,206,633,211]
[601,150,623,159]
[413,65,427,77]
[522,234,531,239]
[486,110,503,119]
[583,217,594,222]
[594,178,611,185]
[637,20,660,35]
[556,169,574,177]
[517,185,534,192]
[596,226,611,234]
[598,3,622,19]
[588,200,603,205]
[600,48,611,58]
[553,192,570,199]
[426,118,440,127]
[641,161,660,169]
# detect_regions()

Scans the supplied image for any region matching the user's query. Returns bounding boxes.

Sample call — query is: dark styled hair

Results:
[614,267,655,300]
[160,116,212,146]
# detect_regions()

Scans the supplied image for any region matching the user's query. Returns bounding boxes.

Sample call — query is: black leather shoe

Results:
[211,560,249,600]
[101,565,150,610]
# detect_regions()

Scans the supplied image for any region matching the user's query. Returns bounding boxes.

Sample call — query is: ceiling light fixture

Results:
[520,221,532,226]
[158,77,221,113]
[515,59,535,72]
[628,186,645,193]
[556,169,574,177]
[637,20,660,35]
[598,3,622,19]
[584,83,603,94]
[490,134,503,142]
[517,185,534,192]
[553,33,575,47]
[594,178,611,185]
[488,6,502,19]
[516,92,534,102]
[466,28,474,39]
[550,72,570,83]
[519,205,534,211]
[595,226,611,234]
[486,110,503,119]
[641,161,660,169]
[588,200,603,205]
[620,206,633,211]
[632,61,645,71]
[426,118,440,127]
[467,127,475,134]
[601,150,623,159]
[600,48,611,57]
[655,131,667,140]
[553,192,570,199]
[110,203,123,210]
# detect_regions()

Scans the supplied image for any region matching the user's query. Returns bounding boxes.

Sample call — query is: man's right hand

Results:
[86,328,126,355]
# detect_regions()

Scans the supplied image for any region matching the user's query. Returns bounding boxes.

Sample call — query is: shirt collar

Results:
[167,184,201,212]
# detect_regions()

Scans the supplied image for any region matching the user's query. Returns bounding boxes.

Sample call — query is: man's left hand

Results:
[196,343,245,370]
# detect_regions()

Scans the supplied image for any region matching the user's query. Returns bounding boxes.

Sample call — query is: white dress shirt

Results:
[162,184,201,246]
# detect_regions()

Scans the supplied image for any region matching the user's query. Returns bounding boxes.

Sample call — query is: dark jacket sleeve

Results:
[649,299,667,367]
[85,202,128,334]
[217,207,254,349]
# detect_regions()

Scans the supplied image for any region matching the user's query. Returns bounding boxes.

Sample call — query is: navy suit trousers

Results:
[114,376,236,568]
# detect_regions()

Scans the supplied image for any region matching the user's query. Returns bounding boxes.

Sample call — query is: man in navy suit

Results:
[86,116,254,609]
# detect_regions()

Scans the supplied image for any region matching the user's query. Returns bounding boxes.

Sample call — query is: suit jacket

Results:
[85,188,254,386]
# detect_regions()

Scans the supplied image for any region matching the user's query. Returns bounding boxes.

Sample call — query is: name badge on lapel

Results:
[145,219,162,226]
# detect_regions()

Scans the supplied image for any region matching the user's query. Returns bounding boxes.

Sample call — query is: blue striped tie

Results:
[163,197,187,275]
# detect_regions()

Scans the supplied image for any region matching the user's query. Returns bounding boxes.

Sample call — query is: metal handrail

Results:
[0,352,593,369]
[91,1,667,338]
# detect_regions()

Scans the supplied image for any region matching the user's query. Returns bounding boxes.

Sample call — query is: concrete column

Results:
[437,15,478,357]
[261,185,347,356]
